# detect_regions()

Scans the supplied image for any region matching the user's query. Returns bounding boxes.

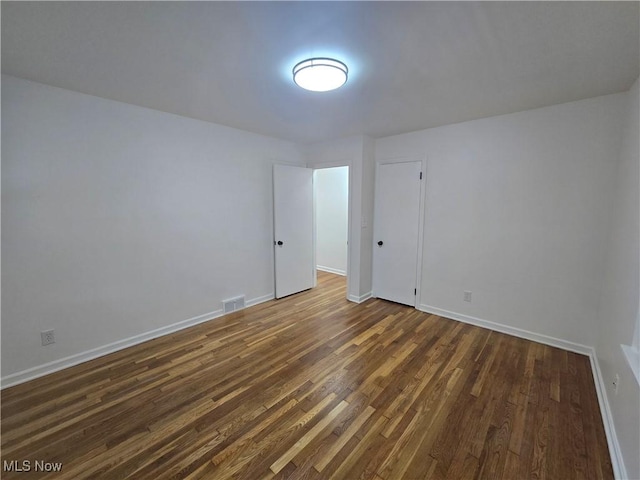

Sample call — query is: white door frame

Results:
[313,165,350,286]
[311,160,353,300]
[372,156,427,307]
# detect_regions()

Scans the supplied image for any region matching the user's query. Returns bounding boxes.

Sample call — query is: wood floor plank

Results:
[0,272,613,479]
[314,405,375,473]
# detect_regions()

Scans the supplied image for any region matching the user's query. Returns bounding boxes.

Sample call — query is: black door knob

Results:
[277,240,284,246]
[377,241,383,246]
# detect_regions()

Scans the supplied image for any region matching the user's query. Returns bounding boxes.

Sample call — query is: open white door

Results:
[274,164,314,298]
[373,161,422,306]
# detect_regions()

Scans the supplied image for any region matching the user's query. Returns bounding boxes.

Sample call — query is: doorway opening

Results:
[314,166,349,296]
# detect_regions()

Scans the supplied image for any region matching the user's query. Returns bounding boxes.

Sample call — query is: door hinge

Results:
[414,288,417,295]
[419,172,423,180]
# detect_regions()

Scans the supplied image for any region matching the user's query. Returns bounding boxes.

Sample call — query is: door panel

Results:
[273,164,314,298]
[373,161,422,306]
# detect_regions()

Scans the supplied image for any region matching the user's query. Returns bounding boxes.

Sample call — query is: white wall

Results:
[1,75,304,381]
[315,167,348,275]
[596,78,640,480]
[376,93,626,349]
[360,136,376,297]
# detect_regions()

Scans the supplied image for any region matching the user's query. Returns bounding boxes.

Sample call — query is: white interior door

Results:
[274,164,314,299]
[373,161,422,306]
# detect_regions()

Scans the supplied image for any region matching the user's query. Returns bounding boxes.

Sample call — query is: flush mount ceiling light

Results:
[293,58,348,92]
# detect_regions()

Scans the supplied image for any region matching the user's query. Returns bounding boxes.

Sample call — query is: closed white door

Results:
[273,164,314,299]
[373,161,422,306]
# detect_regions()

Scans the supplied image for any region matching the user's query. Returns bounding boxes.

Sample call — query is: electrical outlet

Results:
[463,291,472,302]
[41,329,55,346]
[613,374,620,394]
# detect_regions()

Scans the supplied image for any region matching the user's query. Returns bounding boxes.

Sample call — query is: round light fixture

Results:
[293,58,348,92]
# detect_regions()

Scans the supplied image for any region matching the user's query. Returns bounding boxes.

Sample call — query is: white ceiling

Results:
[2,2,638,144]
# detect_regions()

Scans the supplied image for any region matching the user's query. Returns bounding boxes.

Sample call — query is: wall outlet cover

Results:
[41,330,55,346]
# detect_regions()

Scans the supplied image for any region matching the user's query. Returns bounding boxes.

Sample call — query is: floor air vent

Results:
[223,296,246,313]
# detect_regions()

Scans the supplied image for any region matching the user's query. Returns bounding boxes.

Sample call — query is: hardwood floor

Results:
[1,272,613,479]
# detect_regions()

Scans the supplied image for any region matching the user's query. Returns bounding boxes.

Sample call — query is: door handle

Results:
[377,241,383,246]
[277,240,284,246]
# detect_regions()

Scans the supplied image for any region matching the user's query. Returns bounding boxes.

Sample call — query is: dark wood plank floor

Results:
[1,272,613,479]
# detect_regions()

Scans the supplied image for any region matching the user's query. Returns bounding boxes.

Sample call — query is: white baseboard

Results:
[417,303,592,355]
[417,303,626,479]
[316,265,347,276]
[348,291,373,304]
[587,349,627,480]
[1,292,275,389]
[246,293,275,308]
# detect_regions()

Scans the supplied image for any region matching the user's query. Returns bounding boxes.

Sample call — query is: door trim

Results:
[313,166,350,291]
[310,161,353,302]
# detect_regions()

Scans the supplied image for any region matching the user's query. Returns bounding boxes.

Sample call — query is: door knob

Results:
[377,241,383,246]
[277,240,284,246]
